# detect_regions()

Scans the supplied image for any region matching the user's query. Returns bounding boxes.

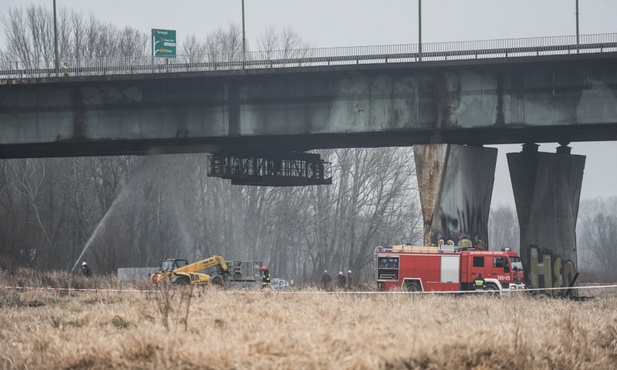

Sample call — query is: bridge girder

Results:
[1,53,617,159]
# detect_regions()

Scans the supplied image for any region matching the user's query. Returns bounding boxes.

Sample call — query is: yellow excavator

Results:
[150,255,229,285]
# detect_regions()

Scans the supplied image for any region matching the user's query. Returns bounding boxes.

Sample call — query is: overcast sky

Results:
[2,0,617,206]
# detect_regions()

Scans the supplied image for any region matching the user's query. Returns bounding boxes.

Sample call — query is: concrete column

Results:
[414,144,497,249]
[507,144,585,295]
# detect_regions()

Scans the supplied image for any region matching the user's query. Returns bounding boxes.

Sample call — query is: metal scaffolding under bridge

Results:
[207,152,332,186]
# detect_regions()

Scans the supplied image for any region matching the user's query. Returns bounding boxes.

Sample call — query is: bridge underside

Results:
[0,123,615,159]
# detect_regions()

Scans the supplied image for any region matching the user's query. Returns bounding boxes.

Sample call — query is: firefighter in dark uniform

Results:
[321,269,332,291]
[81,261,92,277]
[337,271,346,289]
[474,273,485,291]
[346,270,353,290]
[261,266,271,289]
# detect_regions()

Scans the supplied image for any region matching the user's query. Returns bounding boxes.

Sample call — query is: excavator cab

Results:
[150,259,191,284]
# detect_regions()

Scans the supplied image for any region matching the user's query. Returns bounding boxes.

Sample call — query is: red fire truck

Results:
[376,245,525,293]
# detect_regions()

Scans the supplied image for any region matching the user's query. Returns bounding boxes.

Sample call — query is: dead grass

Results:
[1,271,616,369]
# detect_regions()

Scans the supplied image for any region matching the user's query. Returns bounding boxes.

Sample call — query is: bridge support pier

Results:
[507,143,585,295]
[414,144,497,249]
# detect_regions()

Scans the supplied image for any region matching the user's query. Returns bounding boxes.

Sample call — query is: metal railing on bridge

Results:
[1,33,616,80]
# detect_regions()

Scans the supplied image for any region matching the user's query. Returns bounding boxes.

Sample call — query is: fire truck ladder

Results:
[207,151,332,186]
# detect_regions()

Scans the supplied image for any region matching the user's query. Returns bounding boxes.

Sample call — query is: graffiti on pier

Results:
[528,245,576,296]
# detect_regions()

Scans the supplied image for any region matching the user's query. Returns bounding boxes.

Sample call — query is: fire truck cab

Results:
[376,245,525,293]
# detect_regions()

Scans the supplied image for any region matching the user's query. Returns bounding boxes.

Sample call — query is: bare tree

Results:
[488,203,519,252]
[1,6,55,69]
[579,212,617,282]
[294,148,421,284]
[1,4,148,71]
[256,25,279,60]
[577,197,617,282]
[256,25,313,61]
[0,161,38,271]
[204,24,243,63]
[181,35,206,63]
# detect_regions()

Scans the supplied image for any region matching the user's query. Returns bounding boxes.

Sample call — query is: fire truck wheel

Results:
[404,281,422,292]
[211,277,223,286]
[175,277,190,285]
[485,283,499,296]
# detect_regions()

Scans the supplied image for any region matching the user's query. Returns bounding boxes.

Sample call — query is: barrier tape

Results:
[1,284,616,295]
[0,286,154,293]
[275,284,617,295]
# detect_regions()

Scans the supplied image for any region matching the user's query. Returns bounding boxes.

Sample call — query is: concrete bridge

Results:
[2,34,617,293]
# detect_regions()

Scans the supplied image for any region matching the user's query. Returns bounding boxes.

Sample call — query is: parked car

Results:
[271,278,290,289]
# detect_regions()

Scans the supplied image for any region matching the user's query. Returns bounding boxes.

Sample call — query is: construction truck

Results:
[375,245,525,293]
[150,256,263,288]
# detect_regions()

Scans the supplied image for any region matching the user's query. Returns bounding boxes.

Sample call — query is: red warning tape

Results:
[0,284,615,295]
[0,286,154,293]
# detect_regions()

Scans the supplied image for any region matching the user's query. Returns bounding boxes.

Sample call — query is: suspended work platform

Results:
[208,151,332,186]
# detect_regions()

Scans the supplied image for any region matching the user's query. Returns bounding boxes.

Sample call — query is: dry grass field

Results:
[1,270,616,370]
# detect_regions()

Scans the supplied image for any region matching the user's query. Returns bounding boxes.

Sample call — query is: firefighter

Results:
[346,270,353,290]
[474,273,485,291]
[261,266,271,289]
[337,271,345,289]
[81,261,91,277]
[62,62,69,77]
[321,269,332,290]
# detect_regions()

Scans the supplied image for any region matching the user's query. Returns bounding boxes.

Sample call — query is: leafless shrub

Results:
[172,284,197,332]
[154,280,176,330]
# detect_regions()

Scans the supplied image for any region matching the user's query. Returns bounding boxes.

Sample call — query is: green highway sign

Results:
[152,29,176,58]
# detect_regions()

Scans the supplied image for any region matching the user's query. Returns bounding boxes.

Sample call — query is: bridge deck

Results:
[1,35,617,159]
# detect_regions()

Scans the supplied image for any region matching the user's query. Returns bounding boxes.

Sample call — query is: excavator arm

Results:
[174,255,228,274]
[151,256,228,286]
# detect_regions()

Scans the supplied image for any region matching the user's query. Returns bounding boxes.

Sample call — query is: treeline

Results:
[0,151,421,284]
[1,5,148,69]
[0,5,312,69]
[577,197,617,282]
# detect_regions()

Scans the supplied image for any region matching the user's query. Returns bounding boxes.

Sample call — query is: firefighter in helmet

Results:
[337,271,346,289]
[81,261,91,277]
[261,265,271,289]
[474,273,485,291]
[321,269,332,290]
[346,270,353,290]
